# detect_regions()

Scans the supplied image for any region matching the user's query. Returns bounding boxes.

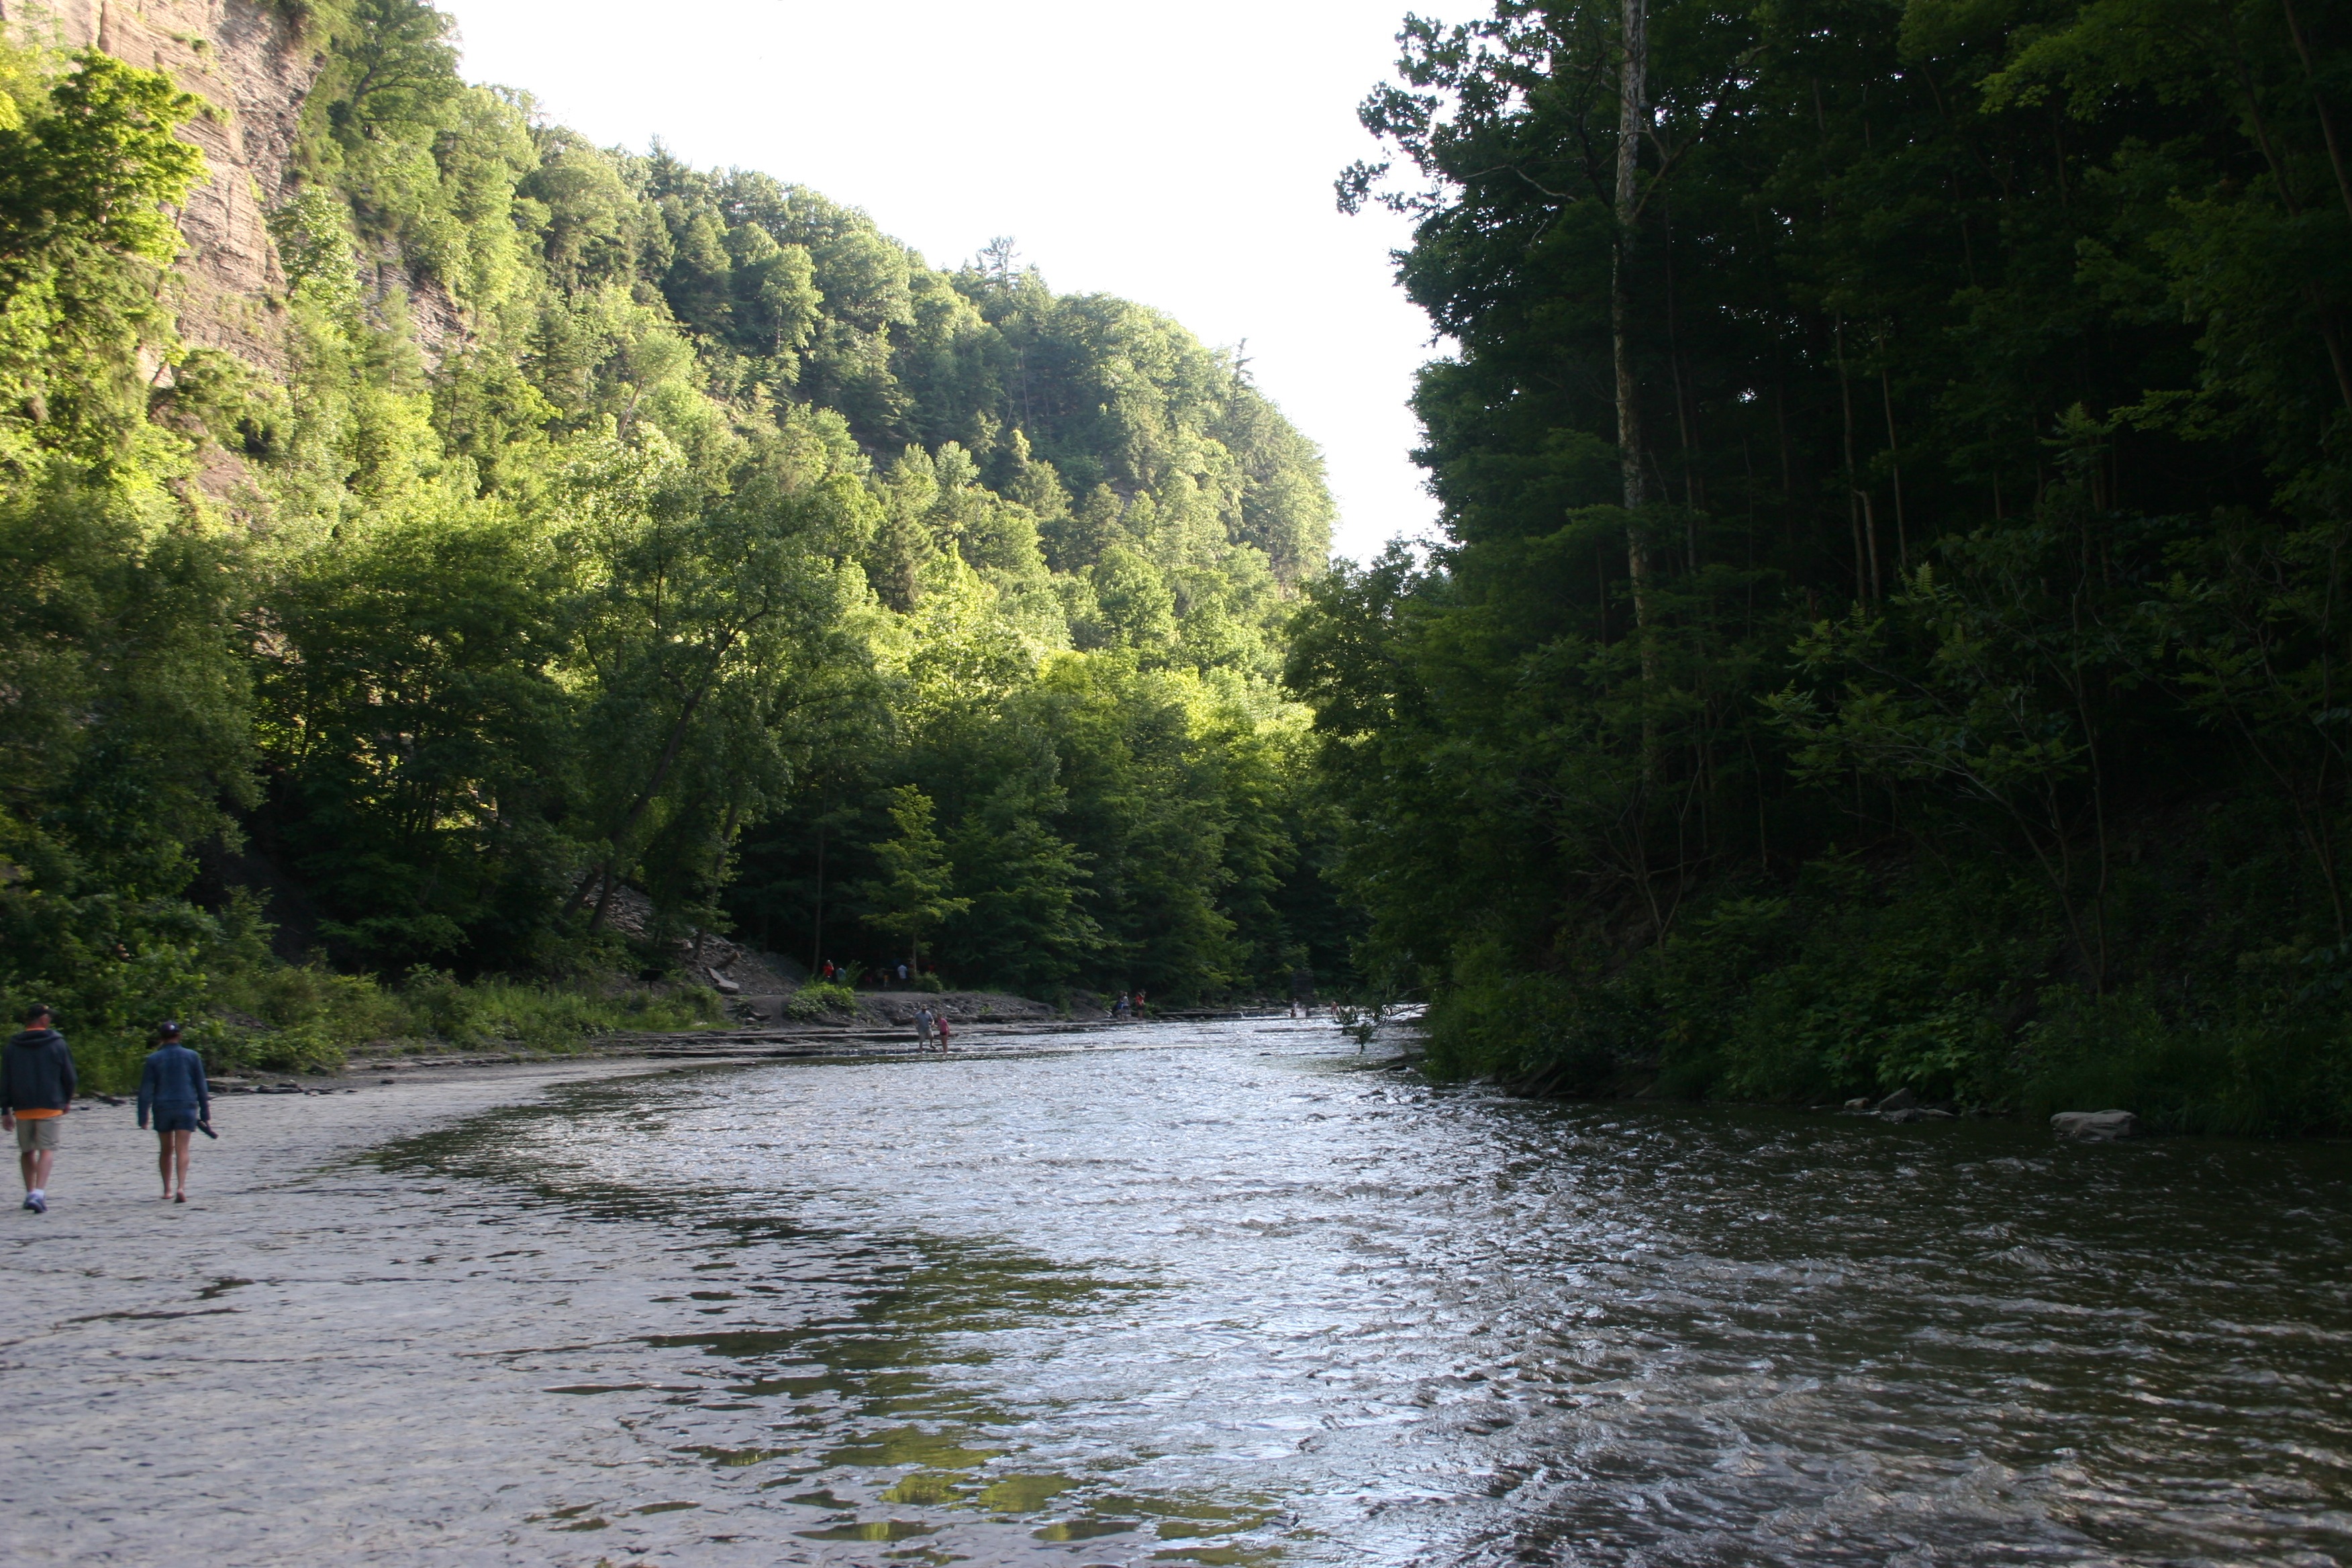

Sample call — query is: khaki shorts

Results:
[13,1116,61,1152]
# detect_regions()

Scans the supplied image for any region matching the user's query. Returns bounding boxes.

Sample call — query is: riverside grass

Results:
[68,969,729,1095]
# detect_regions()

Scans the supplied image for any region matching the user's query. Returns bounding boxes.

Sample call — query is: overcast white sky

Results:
[434,0,1444,562]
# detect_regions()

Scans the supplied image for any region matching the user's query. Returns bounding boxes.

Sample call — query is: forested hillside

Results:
[0,0,1349,1083]
[1296,0,2352,1132]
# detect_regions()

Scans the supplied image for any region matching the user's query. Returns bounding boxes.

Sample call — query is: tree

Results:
[561,433,873,934]
[0,48,203,281]
[945,782,1101,991]
[1299,0,2352,1125]
[856,785,970,975]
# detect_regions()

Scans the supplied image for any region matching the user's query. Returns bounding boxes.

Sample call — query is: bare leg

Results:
[172,1130,193,1197]
[27,1148,52,1193]
[157,1130,173,1195]
[17,1147,31,1193]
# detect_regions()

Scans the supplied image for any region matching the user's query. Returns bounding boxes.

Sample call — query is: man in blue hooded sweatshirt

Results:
[137,1021,210,1203]
[3,1003,75,1214]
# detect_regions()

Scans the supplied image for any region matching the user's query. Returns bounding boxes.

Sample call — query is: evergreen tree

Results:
[855,786,970,977]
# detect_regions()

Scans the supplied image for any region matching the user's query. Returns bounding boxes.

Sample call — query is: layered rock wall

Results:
[1,0,320,372]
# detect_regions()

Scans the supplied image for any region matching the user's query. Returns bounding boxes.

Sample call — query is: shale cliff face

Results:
[0,0,321,373]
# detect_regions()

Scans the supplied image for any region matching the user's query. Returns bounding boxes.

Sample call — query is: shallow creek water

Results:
[13,1017,2352,1565]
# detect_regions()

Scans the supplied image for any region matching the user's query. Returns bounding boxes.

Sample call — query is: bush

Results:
[784,980,856,1020]
[2018,987,2352,1136]
[397,968,724,1050]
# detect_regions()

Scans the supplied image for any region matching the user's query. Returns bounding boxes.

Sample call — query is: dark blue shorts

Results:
[150,1108,199,1134]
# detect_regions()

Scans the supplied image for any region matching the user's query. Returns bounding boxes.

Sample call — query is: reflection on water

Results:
[379,1019,2352,1565]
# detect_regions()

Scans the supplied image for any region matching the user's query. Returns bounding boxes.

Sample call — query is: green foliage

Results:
[1300,0,2352,1130]
[0,10,1354,1056]
[0,47,203,276]
[0,43,206,467]
[784,979,855,1020]
[852,786,970,970]
[398,967,722,1051]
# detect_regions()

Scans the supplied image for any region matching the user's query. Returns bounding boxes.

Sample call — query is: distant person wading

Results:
[3,1005,75,1215]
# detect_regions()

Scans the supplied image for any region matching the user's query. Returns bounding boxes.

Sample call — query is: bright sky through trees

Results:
[434,0,1440,562]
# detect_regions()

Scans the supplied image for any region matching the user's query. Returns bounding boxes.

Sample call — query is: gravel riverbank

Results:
[0,1050,1102,1566]
[1,1059,696,1565]
[0,1025,1288,1567]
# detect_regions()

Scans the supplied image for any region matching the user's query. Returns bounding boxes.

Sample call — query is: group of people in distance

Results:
[2,1004,216,1214]
[910,1005,953,1051]
[1109,989,1148,1018]
[816,959,948,989]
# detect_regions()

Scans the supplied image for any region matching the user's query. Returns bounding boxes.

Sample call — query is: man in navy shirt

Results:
[137,1022,210,1203]
[3,1003,75,1214]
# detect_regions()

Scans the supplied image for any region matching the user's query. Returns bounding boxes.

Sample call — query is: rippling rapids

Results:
[385,1017,2352,1565]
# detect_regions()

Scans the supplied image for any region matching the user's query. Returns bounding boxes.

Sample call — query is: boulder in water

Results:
[1876,1087,1918,1114]
[2051,1110,2137,1141]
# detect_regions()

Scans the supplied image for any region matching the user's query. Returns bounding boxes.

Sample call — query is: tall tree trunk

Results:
[2282,0,2352,227]
[810,820,826,975]
[1615,0,1649,525]
[1879,361,1909,572]
[2228,40,2352,418]
[1834,314,1875,601]
[1615,0,1659,751]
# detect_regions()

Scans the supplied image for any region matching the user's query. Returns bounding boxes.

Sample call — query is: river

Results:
[15,1016,2352,1565]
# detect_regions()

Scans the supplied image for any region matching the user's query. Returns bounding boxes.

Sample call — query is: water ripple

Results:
[364,1020,2352,1564]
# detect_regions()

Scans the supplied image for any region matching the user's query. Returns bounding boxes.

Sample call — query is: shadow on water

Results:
[369,1064,1285,1556]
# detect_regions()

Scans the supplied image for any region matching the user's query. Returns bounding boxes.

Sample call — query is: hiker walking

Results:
[3,1004,75,1214]
[137,1021,209,1203]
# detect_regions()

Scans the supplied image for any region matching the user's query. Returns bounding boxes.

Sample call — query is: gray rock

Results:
[1876,1087,1918,1114]
[2051,1110,2137,1142]
[1881,1106,1923,1124]
[1918,1108,1957,1120]
[1843,1097,1872,1112]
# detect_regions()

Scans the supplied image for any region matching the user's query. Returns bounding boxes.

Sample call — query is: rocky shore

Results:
[308,997,1283,1080]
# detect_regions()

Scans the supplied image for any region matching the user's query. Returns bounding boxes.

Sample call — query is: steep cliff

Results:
[0,0,321,371]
